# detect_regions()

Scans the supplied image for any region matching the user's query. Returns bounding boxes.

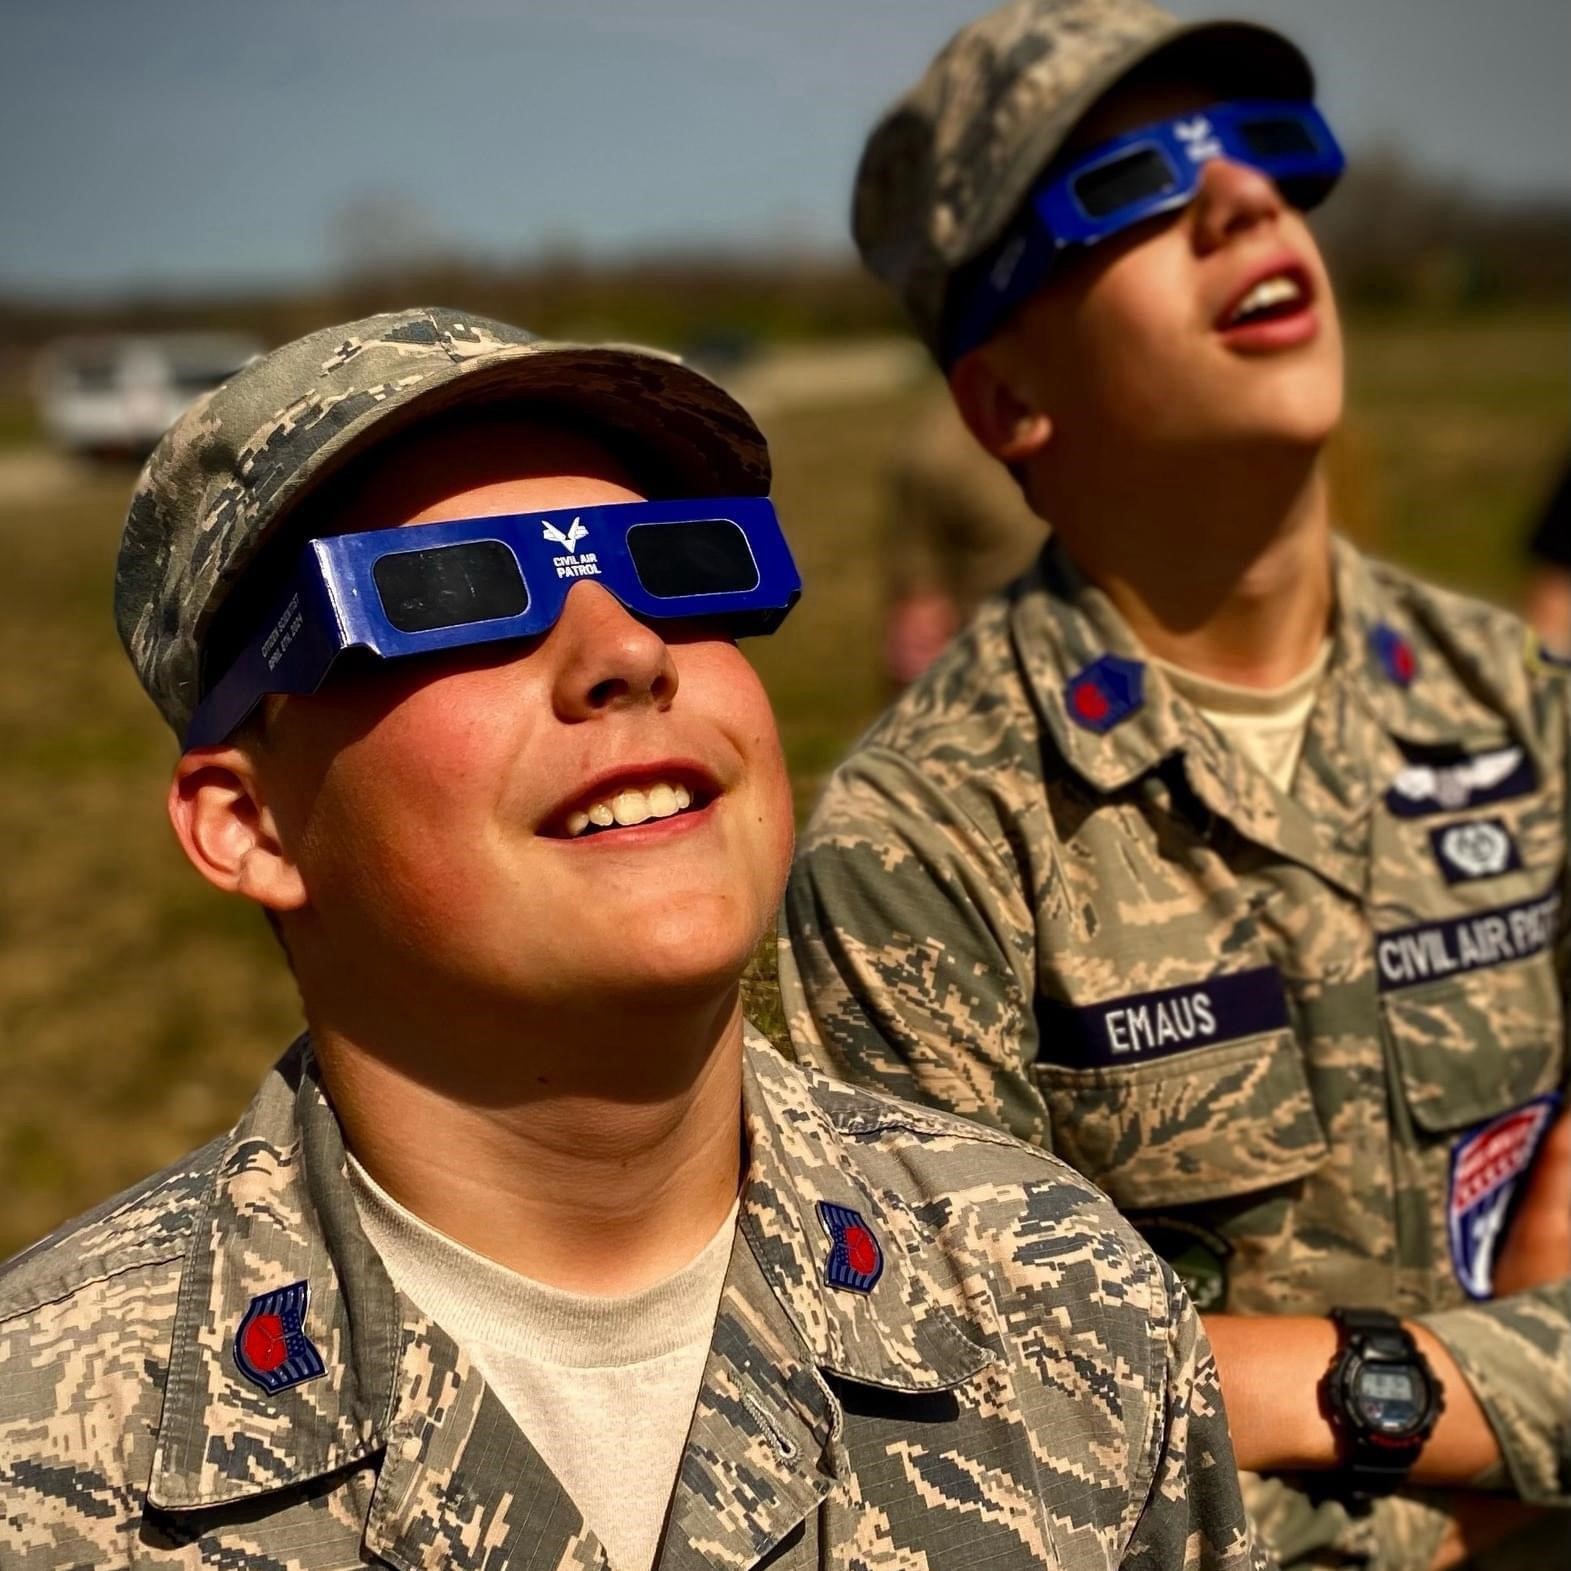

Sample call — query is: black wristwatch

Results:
[1321,1307,1445,1498]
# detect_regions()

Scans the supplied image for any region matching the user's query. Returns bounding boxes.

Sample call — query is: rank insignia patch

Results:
[1448,1094,1560,1300]
[234,1280,326,1394]
[817,1201,884,1293]
[1064,654,1144,734]
[1370,623,1417,687]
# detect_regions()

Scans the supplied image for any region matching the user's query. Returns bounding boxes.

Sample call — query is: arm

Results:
[1202,1314,1501,1484]
[1204,1287,1570,1508]
[1121,1280,1269,1571]
[779,749,1047,1142]
[1209,1312,1566,1569]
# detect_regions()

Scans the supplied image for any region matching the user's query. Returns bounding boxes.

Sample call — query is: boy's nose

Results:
[548,580,679,719]
[1190,156,1286,252]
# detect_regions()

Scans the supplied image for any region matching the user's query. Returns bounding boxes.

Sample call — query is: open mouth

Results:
[1217,265,1313,330]
[544,772,716,840]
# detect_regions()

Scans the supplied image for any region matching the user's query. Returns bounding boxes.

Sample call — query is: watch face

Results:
[1355,1363,1423,1433]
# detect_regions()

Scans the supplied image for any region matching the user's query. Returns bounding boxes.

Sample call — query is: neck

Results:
[306,983,746,1295]
[1041,443,1335,688]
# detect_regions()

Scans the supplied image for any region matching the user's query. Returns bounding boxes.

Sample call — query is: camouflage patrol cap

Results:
[116,306,773,738]
[853,0,1313,352]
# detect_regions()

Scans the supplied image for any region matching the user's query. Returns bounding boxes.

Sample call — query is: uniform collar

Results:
[1021,536,1517,792]
[147,1031,992,1514]
[737,1030,995,1394]
[147,1041,399,1508]
[1327,535,1524,751]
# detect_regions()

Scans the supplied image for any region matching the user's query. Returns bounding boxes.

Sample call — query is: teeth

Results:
[565,781,701,836]
[612,790,648,826]
[1230,273,1301,323]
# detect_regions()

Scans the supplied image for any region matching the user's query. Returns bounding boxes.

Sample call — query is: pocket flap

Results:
[1383,960,1563,1133]
[1034,1024,1328,1212]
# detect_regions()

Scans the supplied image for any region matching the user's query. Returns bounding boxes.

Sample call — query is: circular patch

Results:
[1135,1218,1233,1312]
[845,1224,879,1277]
[241,1312,289,1374]
[1071,681,1110,722]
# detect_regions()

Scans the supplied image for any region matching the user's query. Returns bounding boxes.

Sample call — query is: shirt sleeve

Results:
[1419,1281,1571,1505]
[779,746,1051,1148]
[1120,1276,1272,1571]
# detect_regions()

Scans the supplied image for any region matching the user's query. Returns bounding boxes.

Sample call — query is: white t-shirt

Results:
[348,1154,737,1571]
[1151,640,1332,793]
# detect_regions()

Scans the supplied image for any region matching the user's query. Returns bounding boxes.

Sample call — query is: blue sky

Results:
[3,0,1566,298]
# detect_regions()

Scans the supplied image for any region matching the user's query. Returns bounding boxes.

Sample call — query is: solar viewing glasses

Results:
[186,496,801,748]
[942,99,1345,362]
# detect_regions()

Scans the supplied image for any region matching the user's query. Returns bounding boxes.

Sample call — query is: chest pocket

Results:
[1378,888,1565,1133]
[1033,965,1328,1211]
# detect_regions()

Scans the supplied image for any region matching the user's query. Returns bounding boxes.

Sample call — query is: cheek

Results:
[294,675,533,901]
[1083,253,1199,401]
[683,646,794,873]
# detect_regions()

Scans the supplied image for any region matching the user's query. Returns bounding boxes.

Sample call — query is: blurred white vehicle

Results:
[33,333,262,459]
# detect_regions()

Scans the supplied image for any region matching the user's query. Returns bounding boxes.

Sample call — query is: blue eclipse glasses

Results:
[187,496,801,748]
[942,99,1345,363]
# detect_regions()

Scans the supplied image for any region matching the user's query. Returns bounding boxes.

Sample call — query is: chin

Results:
[553,901,765,1008]
[1221,369,1344,450]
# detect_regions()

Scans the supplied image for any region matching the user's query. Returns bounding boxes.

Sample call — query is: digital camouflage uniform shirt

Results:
[0,1029,1264,1571]
[782,537,1571,1564]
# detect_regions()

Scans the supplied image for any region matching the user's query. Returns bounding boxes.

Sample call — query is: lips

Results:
[1215,257,1315,332]
[542,763,719,840]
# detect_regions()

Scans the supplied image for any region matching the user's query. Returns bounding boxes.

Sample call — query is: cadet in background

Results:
[783,4,1570,1568]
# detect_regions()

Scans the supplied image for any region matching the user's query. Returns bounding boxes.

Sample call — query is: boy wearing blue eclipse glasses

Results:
[784,3,1571,1569]
[0,307,1265,1570]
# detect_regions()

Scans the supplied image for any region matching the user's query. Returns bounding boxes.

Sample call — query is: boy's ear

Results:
[948,346,1053,465]
[168,745,308,913]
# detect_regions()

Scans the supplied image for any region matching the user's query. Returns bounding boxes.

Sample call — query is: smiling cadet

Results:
[781,4,1571,1568]
[0,307,1265,1571]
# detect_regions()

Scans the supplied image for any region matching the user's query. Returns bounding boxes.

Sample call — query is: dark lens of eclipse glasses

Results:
[373,540,529,633]
[1071,146,1179,218]
[626,519,760,598]
[1237,115,1320,159]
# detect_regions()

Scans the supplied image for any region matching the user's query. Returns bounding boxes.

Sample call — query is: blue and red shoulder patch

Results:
[234,1280,327,1394]
[1064,653,1144,734]
[816,1201,884,1293]
[1370,623,1417,687]
[1448,1093,1560,1299]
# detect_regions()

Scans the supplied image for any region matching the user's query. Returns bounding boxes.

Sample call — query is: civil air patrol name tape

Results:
[1376,889,1559,993]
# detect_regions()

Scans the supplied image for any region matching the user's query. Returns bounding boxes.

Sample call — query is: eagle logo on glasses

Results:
[1174,116,1222,162]
[541,517,589,551]
[541,516,601,580]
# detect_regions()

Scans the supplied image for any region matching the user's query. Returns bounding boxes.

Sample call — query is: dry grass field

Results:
[1,306,1566,1258]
